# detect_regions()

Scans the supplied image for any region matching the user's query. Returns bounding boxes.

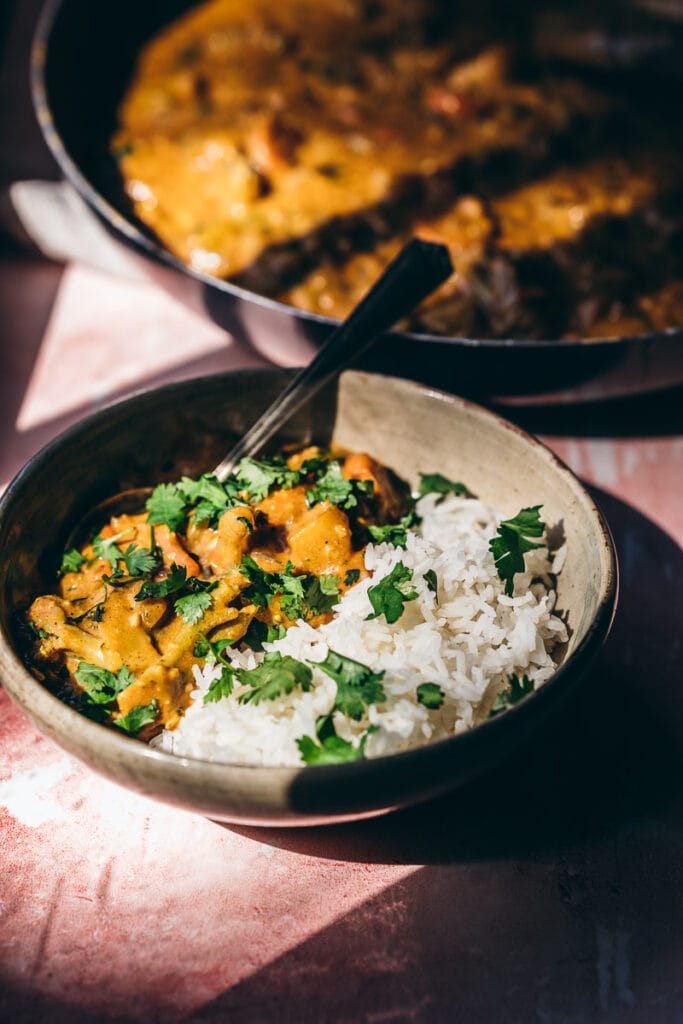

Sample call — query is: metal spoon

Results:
[69,238,452,544]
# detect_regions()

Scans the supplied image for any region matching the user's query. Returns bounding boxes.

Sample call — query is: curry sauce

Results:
[113,0,683,340]
[26,449,409,738]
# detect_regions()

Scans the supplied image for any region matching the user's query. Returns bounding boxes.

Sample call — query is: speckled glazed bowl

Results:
[0,370,617,825]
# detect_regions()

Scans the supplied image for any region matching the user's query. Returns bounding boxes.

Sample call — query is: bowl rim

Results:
[0,368,619,799]
[30,0,683,354]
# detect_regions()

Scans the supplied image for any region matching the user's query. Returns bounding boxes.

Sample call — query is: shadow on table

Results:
[229,486,683,866]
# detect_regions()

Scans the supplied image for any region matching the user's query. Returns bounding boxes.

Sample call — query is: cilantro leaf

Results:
[297,717,378,765]
[114,699,159,736]
[239,554,273,609]
[416,682,444,709]
[74,662,134,705]
[418,473,475,502]
[423,569,438,594]
[278,565,306,620]
[306,461,373,510]
[367,508,419,548]
[193,634,234,661]
[302,574,340,618]
[366,562,418,624]
[234,456,300,502]
[181,473,244,526]
[314,649,385,720]
[121,542,162,578]
[175,589,213,624]
[237,652,313,705]
[489,505,545,597]
[489,673,535,717]
[344,568,361,586]
[203,665,235,704]
[59,549,86,575]
[240,556,339,623]
[241,619,286,651]
[92,528,134,571]
[146,483,187,532]
[136,564,187,602]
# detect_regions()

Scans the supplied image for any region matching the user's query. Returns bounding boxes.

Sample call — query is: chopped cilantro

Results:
[241,619,286,651]
[367,508,419,548]
[237,651,312,705]
[193,633,234,661]
[240,556,339,622]
[59,549,86,575]
[301,574,340,618]
[74,662,134,705]
[489,673,535,716]
[92,528,134,571]
[489,506,545,597]
[181,473,245,526]
[366,562,418,624]
[313,649,385,720]
[344,568,361,586]
[114,699,159,736]
[203,666,235,704]
[306,461,373,510]
[277,566,306,619]
[28,621,50,640]
[418,473,475,502]
[146,483,187,532]
[136,564,188,602]
[234,456,299,502]
[423,569,438,594]
[175,589,213,625]
[121,542,162,578]
[297,715,378,765]
[416,682,444,709]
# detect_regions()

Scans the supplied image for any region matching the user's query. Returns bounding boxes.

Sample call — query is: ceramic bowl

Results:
[0,370,617,825]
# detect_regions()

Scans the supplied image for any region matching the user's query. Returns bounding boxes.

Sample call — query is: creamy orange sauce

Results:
[27,449,407,737]
[112,0,683,340]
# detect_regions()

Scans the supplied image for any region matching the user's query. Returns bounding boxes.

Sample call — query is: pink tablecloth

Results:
[1,261,682,1023]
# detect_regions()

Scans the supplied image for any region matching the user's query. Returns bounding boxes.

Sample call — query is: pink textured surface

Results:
[1,262,682,1024]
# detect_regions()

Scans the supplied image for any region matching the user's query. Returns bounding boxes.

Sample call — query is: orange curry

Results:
[26,449,408,738]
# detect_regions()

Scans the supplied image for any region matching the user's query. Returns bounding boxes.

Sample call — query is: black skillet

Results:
[31,0,683,399]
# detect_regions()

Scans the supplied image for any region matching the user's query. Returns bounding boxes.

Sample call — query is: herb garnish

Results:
[114,700,159,736]
[367,507,420,548]
[306,461,374,510]
[74,662,134,705]
[416,682,444,709]
[489,506,545,596]
[145,483,188,532]
[241,619,286,652]
[193,634,236,703]
[234,456,300,502]
[314,649,385,720]
[366,562,418,624]
[239,556,340,622]
[136,564,217,624]
[297,714,377,765]
[489,673,534,716]
[59,549,86,576]
[92,528,135,571]
[418,473,475,502]
[237,651,313,705]
[121,541,162,578]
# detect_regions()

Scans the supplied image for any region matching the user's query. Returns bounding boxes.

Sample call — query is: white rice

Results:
[156,493,568,766]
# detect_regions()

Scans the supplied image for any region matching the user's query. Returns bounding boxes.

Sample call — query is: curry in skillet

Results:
[113,0,683,340]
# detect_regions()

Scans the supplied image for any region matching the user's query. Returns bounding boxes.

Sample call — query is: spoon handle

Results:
[214,237,453,481]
